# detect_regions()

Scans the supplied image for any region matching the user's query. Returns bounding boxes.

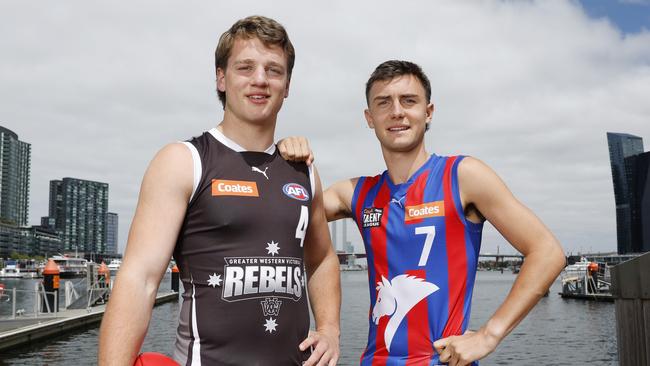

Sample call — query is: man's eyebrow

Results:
[400,94,420,99]
[232,59,255,66]
[266,61,285,69]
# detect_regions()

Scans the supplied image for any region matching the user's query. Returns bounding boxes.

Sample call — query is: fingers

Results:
[299,332,316,351]
[278,137,313,163]
[300,331,339,366]
[433,336,450,354]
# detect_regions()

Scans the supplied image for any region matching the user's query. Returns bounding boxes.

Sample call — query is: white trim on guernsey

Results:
[190,279,201,365]
[308,164,316,198]
[208,127,276,155]
[181,142,202,202]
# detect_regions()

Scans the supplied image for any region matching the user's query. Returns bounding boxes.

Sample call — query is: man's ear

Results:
[216,68,226,92]
[284,78,291,98]
[426,102,434,122]
[364,109,375,129]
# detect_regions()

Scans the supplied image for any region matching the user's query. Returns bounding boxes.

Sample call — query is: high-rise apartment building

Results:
[49,178,109,254]
[0,126,31,226]
[607,132,645,254]
[106,212,118,254]
[629,152,650,253]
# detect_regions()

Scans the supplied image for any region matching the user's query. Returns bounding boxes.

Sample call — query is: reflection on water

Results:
[1,271,617,365]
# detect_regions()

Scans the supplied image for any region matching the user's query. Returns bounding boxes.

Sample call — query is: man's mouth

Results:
[388,126,409,132]
[247,94,270,102]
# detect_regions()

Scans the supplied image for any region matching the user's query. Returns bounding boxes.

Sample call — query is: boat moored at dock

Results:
[560,257,613,301]
[48,256,88,278]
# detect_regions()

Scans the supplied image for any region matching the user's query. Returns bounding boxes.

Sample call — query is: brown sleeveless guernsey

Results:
[173,129,313,365]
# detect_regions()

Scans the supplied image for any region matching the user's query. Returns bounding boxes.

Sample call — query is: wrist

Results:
[316,325,340,338]
[480,319,506,346]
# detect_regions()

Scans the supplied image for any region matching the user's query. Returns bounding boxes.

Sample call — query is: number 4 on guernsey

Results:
[415,226,436,266]
[295,206,309,247]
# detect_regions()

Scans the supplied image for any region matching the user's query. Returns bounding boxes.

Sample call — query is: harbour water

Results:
[1,271,617,365]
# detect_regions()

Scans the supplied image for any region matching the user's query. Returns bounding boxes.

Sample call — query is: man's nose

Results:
[390,101,405,119]
[251,66,269,87]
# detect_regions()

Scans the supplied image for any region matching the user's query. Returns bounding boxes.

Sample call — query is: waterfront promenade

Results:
[0,292,178,353]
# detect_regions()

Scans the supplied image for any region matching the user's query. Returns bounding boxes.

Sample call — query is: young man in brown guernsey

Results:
[99,16,341,365]
[279,60,565,365]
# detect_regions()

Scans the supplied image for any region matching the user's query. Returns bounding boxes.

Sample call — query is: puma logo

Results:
[252,166,269,180]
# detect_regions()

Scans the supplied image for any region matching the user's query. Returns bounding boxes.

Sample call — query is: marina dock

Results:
[0,291,178,352]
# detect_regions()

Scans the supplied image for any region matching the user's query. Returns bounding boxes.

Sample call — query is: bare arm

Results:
[98,143,193,365]
[276,136,358,223]
[323,178,357,221]
[300,166,342,366]
[435,157,566,365]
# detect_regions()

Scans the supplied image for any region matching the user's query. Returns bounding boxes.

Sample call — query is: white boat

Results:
[107,259,122,273]
[562,257,592,281]
[0,262,22,278]
[50,255,88,278]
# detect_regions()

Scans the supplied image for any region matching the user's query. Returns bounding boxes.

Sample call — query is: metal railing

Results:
[0,283,60,319]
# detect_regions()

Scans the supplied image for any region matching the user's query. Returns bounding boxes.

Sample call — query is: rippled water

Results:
[1,271,618,365]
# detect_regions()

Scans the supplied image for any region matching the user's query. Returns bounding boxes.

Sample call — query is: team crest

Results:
[282,183,310,201]
[261,297,282,317]
[363,207,383,228]
[373,275,439,351]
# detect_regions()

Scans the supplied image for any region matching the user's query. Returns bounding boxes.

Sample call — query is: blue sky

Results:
[579,0,650,33]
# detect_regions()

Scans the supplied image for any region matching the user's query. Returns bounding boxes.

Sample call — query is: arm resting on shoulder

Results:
[323,178,358,222]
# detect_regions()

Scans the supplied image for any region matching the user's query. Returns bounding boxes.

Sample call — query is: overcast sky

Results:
[1,1,649,255]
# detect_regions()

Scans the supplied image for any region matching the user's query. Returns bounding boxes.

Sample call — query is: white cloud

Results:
[1,0,648,255]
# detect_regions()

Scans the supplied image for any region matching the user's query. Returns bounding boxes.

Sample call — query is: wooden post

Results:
[610,252,650,366]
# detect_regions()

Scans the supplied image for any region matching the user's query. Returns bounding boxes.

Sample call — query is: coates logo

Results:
[404,201,444,222]
[282,183,309,201]
[212,179,259,197]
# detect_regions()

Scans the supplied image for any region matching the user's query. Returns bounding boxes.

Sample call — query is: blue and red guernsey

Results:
[352,155,483,366]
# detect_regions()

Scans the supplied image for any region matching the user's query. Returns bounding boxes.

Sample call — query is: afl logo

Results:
[283,183,310,201]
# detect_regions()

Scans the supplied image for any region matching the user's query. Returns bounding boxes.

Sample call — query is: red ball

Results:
[133,352,179,366]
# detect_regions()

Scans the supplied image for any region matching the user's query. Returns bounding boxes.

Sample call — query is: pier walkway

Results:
[0,291,178,352]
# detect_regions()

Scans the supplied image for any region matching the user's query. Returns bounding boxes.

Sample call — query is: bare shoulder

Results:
[143,142,194,197]
[152,142,193,167]
[457,156,512,209]
[458,156,496,179]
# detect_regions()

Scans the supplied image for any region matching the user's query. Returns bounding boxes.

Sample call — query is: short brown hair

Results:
[365,60,431,106]
[215,15,295,107]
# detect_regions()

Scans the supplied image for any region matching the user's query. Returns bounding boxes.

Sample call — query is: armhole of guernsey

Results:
[451,156,483,232]
[308,164,316,199]
[180,141,202,203]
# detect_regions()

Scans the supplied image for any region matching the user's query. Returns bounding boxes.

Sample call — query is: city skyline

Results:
[2,1,650,255]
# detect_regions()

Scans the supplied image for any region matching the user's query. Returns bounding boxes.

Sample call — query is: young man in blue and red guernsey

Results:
[279,60,565,365]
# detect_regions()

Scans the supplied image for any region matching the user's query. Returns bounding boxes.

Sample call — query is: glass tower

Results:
[0,126,31,226]
[49,178,109,254]
[607,132,644,254]
[106,212,118,254]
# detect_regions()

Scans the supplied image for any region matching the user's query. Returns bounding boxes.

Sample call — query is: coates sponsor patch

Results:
[362,207,383,228]
[405,201,444,222]
[282,183,309,201]
[212,179,259,197]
